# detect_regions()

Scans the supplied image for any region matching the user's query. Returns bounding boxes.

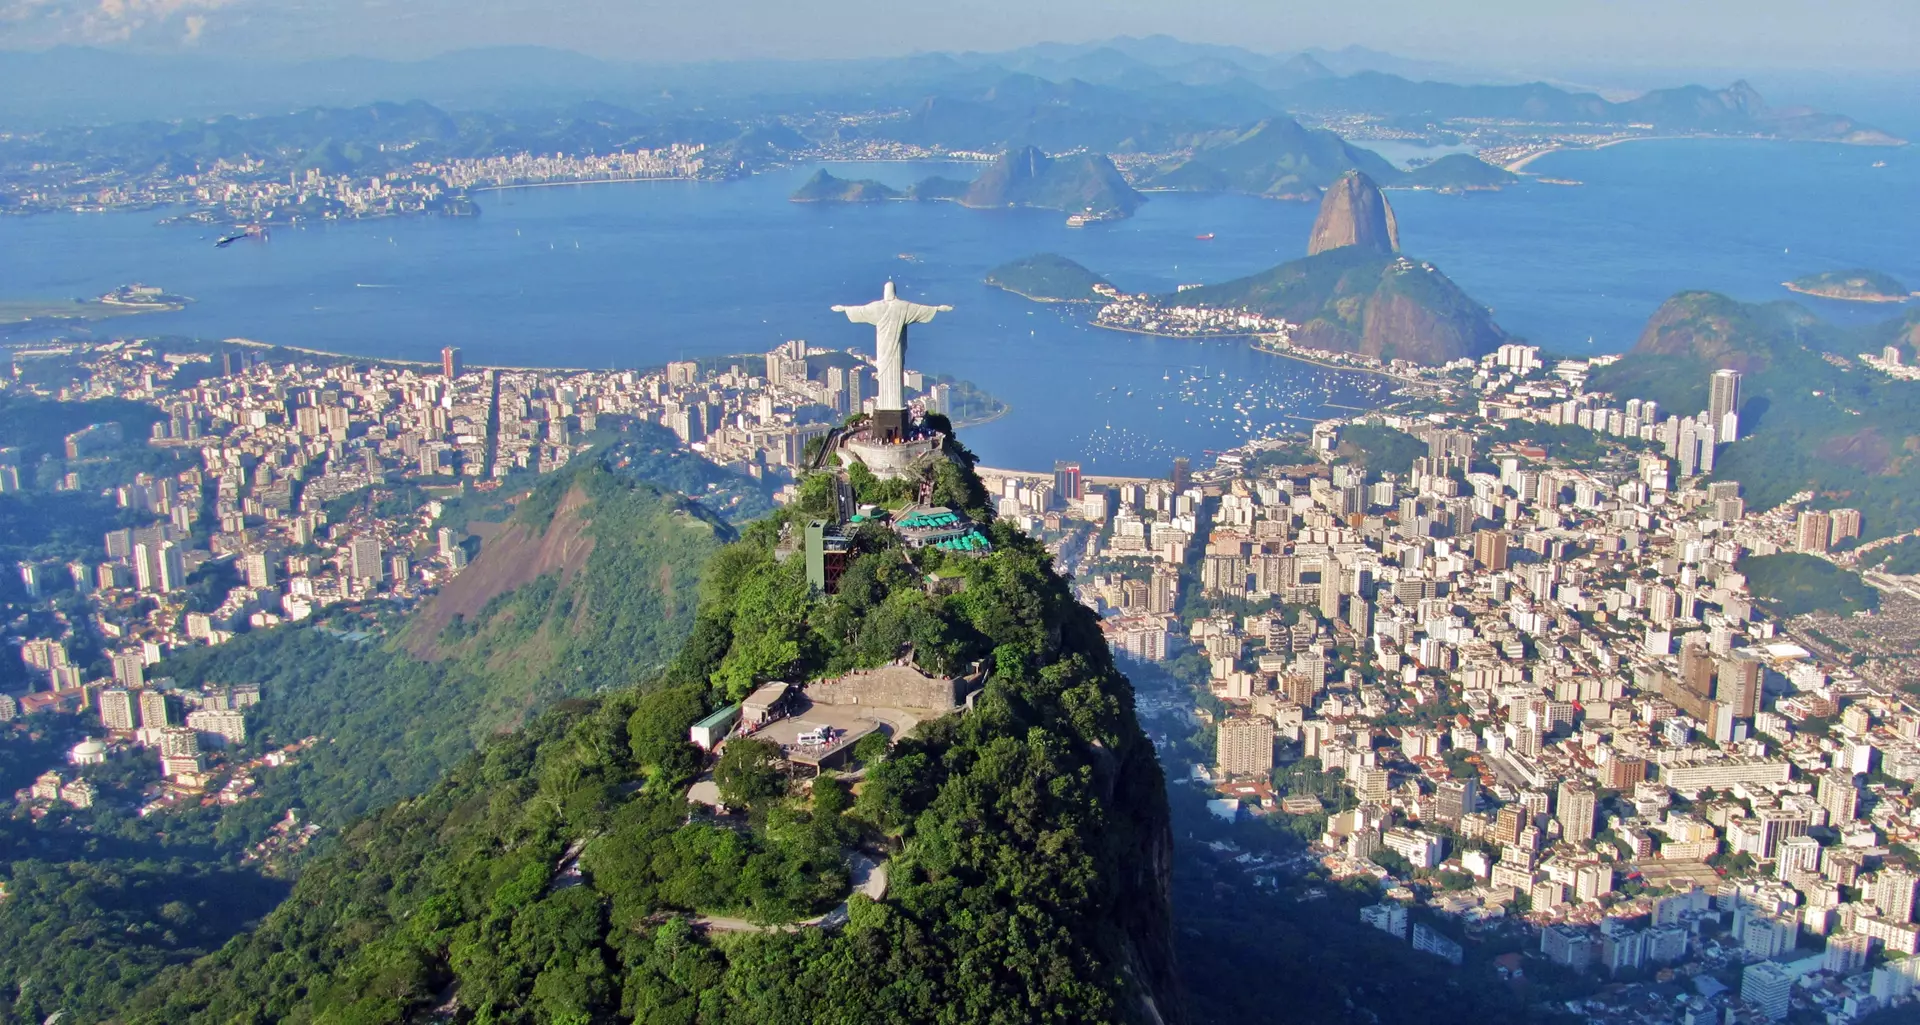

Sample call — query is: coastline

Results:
[985,283,1102,304]
[1086,318,1418,382]
[469,176,701,194]
[1088,321,1261,341]
[1781,282,1911,304]
[1502,135,1688,172]
[951,404,1012,429]
[1247,340,1419,382]
[220,337,593,373]
[1501,130,1897,173]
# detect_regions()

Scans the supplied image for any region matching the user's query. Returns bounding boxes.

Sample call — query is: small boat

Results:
[1195,233,1215,241]
[1873,160,1887,168]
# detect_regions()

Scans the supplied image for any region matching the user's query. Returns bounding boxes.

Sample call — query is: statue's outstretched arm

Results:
[906,303,954,323]
[832,303,883,325]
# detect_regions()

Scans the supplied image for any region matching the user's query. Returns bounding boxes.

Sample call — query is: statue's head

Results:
[883,280,897,300]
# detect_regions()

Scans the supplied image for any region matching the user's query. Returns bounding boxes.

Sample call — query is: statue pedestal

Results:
[871,408,908,444]
[840,433,943,480]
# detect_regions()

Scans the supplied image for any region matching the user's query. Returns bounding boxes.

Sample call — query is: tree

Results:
[628,686,706,784]
[714,739,784,810]
[851,730,890,766]
[813,776,852,818]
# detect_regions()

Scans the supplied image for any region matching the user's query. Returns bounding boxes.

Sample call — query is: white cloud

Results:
[0,0,245,46]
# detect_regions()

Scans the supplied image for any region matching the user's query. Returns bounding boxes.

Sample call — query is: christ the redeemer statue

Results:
[832,281,951,443]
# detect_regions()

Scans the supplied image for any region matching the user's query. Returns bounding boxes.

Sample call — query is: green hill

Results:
[0,448,733,1023]
[1591,291,1920,536]
[1139,117,1402,200]
[1784,268,1911,303]
[1738,553,1879,617]
[122,430,1182,1025]
[1399,153,1518,192]
[905,174,971,201]
[790,168,902,203]
[1175,245,1507,364]
[984,252,1112,301]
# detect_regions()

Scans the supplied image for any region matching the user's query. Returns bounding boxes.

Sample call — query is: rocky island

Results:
[959,145,1145,220]
[983,253,1112,302]
[790,168,902,203]
[1170,170,1508,363]
[1397,153,1520,192]
[787,149,1141,221]
[1784,268,1912,303]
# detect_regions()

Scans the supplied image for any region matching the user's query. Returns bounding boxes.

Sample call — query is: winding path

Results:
[693,850,888,933]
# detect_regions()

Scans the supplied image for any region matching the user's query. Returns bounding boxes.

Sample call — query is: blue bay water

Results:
[0,139,1914,474]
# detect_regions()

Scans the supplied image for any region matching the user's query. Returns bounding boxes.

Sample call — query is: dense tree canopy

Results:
[117,453,1177,1025]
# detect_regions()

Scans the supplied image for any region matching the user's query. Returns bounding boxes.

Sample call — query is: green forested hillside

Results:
[0,456,729,1024]
[1592,292,1920,538]
[122,435,1181,1025]
[1399,153,1518,191]
[1140,116,1401,198]
[1737,553,1879,617]
[1178,244,1506,364]
[983,252,1111,302]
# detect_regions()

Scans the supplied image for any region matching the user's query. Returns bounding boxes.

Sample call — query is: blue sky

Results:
[0,0,1912,74]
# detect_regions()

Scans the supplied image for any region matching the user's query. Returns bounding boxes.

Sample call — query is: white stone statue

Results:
[832,281,951,412]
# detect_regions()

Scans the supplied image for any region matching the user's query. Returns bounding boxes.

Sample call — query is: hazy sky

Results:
[0,0,1913,74]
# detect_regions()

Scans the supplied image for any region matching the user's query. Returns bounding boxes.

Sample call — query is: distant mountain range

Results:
[0,37,1899,149]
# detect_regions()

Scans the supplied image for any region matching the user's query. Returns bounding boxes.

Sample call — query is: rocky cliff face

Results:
[1306,170,1399,256]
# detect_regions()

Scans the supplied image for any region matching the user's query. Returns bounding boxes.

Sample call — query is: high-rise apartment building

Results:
[1818,769,1860,823]
[1557,781,1597,843]
[1741,961,1791,1021]
[1797,510,1833,554]
[132,540,185,593]
[1876,867,1919,924]
[1319,570,1343,620]
[1052,461,1083,504]
[1830,508,1862,547]
[242,549,276,589]
[110,650,145,689]
[1709,369,1741,441]
[1717,655,1762,719]
[99,688,136,731]
[1493,805,1528,847]
[1216,716,1276,778]
[138,688,172,730]
[441,346,462,380]
[1435,777,1478,826]
[1147,567,1179,615]
[1473,529,1509,571]
[350,536,384,582]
